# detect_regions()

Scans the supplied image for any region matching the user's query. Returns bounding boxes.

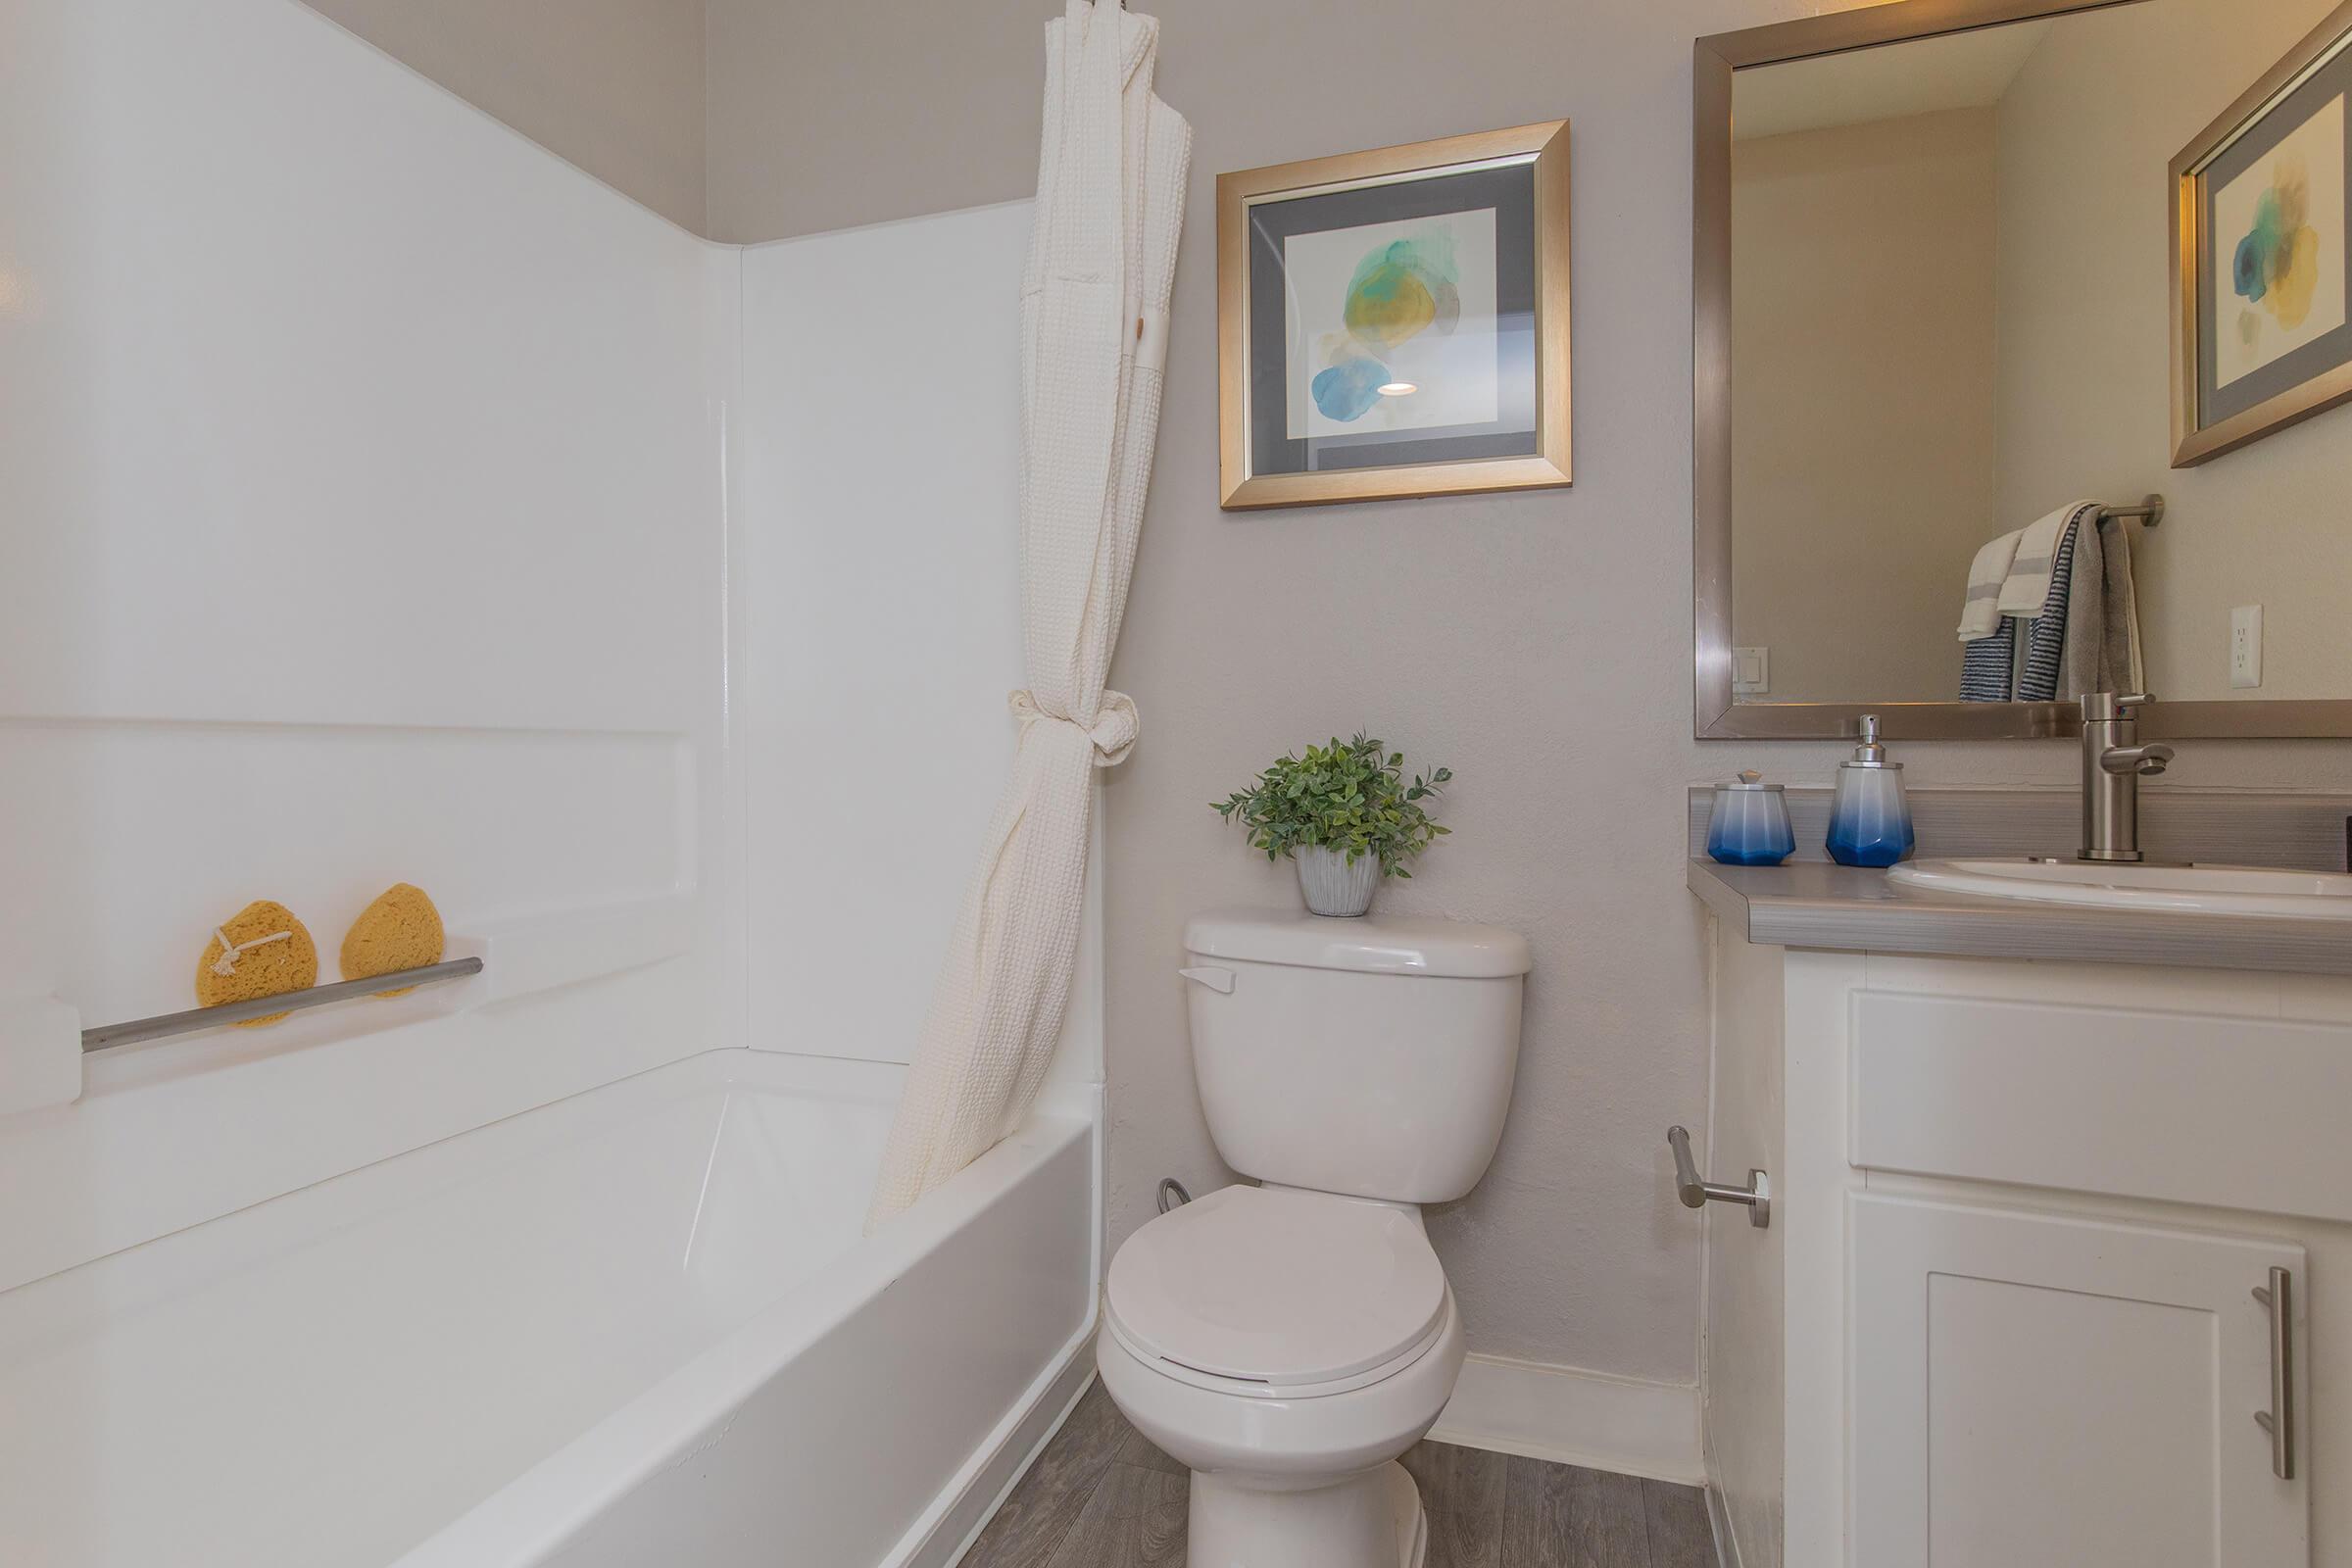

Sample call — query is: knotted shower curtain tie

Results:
[1009,687,1139,766]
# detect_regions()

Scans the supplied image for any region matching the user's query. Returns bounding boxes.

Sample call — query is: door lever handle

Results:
[1666,1125,1770,1228]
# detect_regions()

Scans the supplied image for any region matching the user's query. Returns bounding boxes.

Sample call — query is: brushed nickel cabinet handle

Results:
[2254,1267,2296,1481]
[1666,1125,1770,1229]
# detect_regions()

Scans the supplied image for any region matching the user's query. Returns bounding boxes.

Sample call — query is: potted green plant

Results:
[1212,733,1452,917]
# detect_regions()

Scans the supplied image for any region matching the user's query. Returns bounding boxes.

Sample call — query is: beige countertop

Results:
[1688,857,2352,976]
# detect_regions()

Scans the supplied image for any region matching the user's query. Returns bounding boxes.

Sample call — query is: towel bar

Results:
[80,957,484,1053]
[2096,494,2164,527]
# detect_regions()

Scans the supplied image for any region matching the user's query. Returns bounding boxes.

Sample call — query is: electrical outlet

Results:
[1733,646,1770,695]
[2230,605,2263,689]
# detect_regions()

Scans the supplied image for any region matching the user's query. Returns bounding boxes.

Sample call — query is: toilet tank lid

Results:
[1183,908,1532,978]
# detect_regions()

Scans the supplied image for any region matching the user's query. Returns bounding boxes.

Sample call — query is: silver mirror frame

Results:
[1692,0,2352,741]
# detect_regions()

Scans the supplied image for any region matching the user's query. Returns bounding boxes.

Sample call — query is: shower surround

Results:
[0,0,1102,1561]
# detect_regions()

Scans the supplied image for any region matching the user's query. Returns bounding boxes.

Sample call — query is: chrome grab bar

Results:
[1666,1125,1771,1229]
[2254,1267,2297,1481]
[80,957,485,1053]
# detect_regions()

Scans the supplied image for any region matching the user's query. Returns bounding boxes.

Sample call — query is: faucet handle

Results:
[2083,691,2153,721]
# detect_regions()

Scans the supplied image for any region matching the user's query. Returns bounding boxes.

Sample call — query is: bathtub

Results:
[0,1049,1098,1567]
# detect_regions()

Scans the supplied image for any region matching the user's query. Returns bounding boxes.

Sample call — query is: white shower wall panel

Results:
[736,201,1102,1086]
[0,0,729,1286]
[0,12,1110,1562]
[0,0,719,733]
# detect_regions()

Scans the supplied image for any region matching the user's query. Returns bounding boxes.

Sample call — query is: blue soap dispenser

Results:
[1826,713,1915,867]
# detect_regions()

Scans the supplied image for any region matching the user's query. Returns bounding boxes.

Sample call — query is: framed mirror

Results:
[1695,0,2352,739]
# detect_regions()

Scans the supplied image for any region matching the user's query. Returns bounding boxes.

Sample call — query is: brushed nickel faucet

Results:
[2080,693,2175,862]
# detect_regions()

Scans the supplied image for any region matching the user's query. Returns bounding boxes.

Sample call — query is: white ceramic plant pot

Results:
[1296,845,1380,917]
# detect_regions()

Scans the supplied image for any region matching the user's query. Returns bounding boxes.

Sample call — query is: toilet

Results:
[1097,908,1531,1568]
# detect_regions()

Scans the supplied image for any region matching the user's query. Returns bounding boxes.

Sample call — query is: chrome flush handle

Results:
[1666,1125,1770,1229]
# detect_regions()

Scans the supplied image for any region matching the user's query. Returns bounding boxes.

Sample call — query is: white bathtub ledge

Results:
[398,1109,1094,1568]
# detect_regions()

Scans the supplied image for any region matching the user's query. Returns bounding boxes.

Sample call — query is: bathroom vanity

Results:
[1683,0,2352,1547]
[1690,839,2352,1568]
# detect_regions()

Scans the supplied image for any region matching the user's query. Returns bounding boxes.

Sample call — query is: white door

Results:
[1851,1195,2306,1568]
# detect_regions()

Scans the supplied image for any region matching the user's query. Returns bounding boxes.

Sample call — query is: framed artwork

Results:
[1216,122,1571,509]
[2173,0,2352,465]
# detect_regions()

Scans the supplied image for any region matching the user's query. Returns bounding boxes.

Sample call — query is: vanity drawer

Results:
[1850,991,2352,1221]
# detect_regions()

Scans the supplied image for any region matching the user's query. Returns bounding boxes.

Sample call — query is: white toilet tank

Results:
[1180,909,1532,1204]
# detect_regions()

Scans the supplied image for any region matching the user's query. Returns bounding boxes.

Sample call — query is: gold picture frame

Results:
[2171,0,2352,466]
[1215,122,1572,510]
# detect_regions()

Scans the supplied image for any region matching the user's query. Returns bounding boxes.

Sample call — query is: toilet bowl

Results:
[1097,909,1531,1566]
[1099,1185,1468,1567]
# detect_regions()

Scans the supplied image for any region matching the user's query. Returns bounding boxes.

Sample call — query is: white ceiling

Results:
[1733,19,2056,141]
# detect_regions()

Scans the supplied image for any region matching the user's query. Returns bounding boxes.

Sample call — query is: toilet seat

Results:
[1105,1185,1448,1398]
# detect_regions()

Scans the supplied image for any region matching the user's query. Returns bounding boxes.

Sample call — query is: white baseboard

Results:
[1426,1353,1705,1486]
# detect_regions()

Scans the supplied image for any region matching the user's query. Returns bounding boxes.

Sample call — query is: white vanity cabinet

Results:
[1850,1196,2305,1566]
[1701,941,2352,1568]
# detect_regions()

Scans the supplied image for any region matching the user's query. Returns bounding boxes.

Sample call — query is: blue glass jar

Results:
[1826,714,1915,867]
[1707,771,1796,866]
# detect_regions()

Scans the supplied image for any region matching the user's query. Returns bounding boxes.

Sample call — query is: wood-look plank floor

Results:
[960,1380,1714,1568]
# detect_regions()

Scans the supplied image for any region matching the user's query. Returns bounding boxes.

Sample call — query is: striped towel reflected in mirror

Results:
[1960,499,2131,703]
[2015,502,2098,703]
[1956,525,2027,703]
[1959,623,2018,703]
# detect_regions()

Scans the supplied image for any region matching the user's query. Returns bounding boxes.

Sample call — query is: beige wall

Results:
[299,0,707,231]
[703,0,2352,1389]
[1994,0,2352,701]
[1732,109,2000,705]
[288,0,2352,1391]
[703,0,1056,244]
[704,0,2042,1383]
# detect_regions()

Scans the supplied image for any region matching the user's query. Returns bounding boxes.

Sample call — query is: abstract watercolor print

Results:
[2215,92,2347,388]
[1283,209,1499,438]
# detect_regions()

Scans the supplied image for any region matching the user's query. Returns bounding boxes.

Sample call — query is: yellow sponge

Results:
[341,883,445,997]
[194,901,318,1026]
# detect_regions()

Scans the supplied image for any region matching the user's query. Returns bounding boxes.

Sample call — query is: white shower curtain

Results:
[867,0,1190,1228]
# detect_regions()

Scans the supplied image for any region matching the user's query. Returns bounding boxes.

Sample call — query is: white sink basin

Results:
[1887,858,2352,919]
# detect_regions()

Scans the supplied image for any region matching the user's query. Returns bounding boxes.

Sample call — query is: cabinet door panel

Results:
[1852,1195,2306,1568]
